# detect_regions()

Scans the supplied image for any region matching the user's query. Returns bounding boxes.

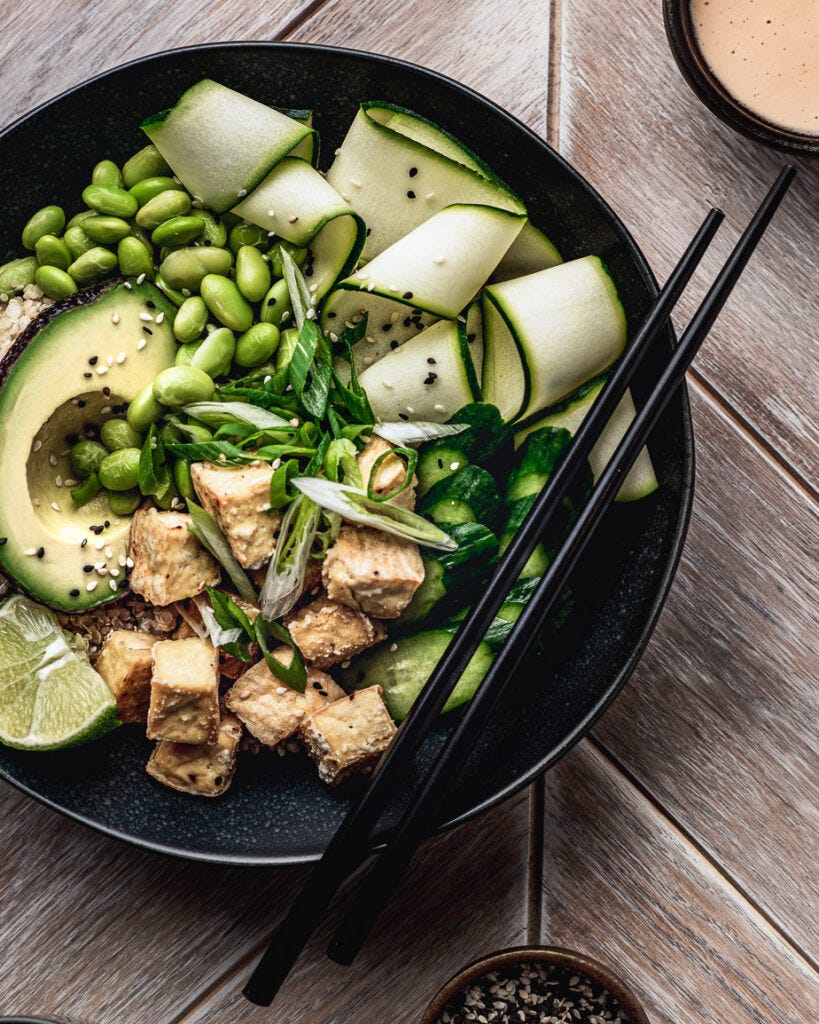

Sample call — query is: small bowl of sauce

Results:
[664,0,819,154]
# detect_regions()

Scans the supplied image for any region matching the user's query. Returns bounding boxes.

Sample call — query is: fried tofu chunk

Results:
[94,630,156,724]
[285,594,386,669]
[129,508,220,606]
[357,435,417,509]
[300,685,396,785]
[147,637,220,745]
[225,647,345,748]
[190,460,280,569]
[146,711,243,798]
[322,525,424,619]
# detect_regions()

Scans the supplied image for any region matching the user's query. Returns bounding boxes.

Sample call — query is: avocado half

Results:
[0,280,178,611]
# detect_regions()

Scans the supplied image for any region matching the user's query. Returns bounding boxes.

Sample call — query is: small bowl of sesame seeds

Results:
[419,946,649,1024]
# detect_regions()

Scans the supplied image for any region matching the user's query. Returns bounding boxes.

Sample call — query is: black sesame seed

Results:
[409,166,418,177]
[390,340,399,350]
[90,525,104,535]
[427,357,437,364]
[365,227,372,236]
[36,547,45,559]
[81,538,88,548]
[77,400,86,408]
[381,323,392,332]
[403,316,412,327]
[437,458,444,469]
[104,520,110,528]
[406,190,416,199]
[467,332,476,343]
[0,538,6,546]
[83,565,94,573]
[402,291,413,299]
[88,356,98,366]
[398,412,409,421]
[83,372,93,379]
[143,326,153,335]
[304,266,313,277]
[146,300,156,309]
[69,589,80,598]
[102,386,111,397]
[327,311,337,319]
[203,238,212,246]
[423,372,438,385]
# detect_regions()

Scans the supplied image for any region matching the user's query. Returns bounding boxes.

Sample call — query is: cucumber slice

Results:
[416,403,511,496]
[516,380,658,502]
[492,221,562,282]
[359,319,480,423]
[418,465,502,528]
[327,103,526,260]
[327,293,437,378]
[142,80,315,213]
[482,256,628,423]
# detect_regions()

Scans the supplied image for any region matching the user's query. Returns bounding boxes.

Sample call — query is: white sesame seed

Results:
[112,313,120,325]
[363,356,374,365]
[123,281,132,289]
[64,479,77,487]
[55,476,62,487]
[109,579,118,591]
[271,458,282,470]
[95,540,105,551]
[334,147,342,156]
[106,355,114,367]
[290,418,300,427]
[433,255,446,264]
[450,462,460,471]
[390,642,398,652]
[33,499,41,507]
[86,581,98,592]
[116,352,127,364]
[382,380,394,389]
[275,686,287,695]
[388,283,399,292]
[49,453,58,466]
[96,365,108,375]
[406,406,415,414]
[341,192,351,202]
[126,557,134,569]
[118,554,127,567]
[104,546,113,559]
[33,440,42,452]
[434,403,446,413]
[156,311,165,324]
[425,192,435,200]
[25,548,37,557]
[136,272,146,285]
[267,209,275,217]
[366,335,377,345]
[137,339,147,351]
[110,568,120,578]
[237,189,247,198]
[139,312,153,322]
[288,214,298,223]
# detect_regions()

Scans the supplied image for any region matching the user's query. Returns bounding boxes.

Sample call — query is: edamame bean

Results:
[228,222,267,253]
[135,190,191,231]
[92,160,124,188]
[159,421,184,444]
[268,240,308,278]
[260,277,292,326]
[81,184,138,219]
[63,225,94,259]
[83,215,133,244]
[22,205,66,250]
[235,322,280,368]
[98,447,141,491]
[183,327,235,378]
[196,209,228,248]
[151,216,204,247]
[160,246,232,291]
[67,247,118,285]
[118,236,154,279]
[0,256,38,295]
[101,418,144,452]
[173,459,195,501]
[276,327,300,372]
[128,175,177,207]
[70,440,108,479]
[236,244,271,302]
[34,265,77,300]
[70,472,102,508]
[155,274,188,307]
[173,295,209,343]
[107,488,141,515]
[122,144,171,188]
[153,366,215,407]
[200,274,253,332]
[127,382,165,431]
[34,233,72,270]
[65,210,95,230]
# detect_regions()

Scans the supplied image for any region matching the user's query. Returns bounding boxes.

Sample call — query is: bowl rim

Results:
[662,0,819,156]
[418,944,651,1024]
[0,40,694,866]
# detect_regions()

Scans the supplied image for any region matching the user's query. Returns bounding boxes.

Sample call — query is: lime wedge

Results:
[0,594,120,751]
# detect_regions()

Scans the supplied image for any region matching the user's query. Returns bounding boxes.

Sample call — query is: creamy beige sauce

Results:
[690,0,819,135]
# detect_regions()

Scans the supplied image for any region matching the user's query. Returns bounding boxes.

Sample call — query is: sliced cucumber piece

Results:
[492,221,562,282]
[482,256,628,422]
[416,403,511,496]
[359,319,480,423]
[327,292,437,378]
[418,465,502,528]
[142,80,315,213]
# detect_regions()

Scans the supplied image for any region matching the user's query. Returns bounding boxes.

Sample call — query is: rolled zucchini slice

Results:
[492,221,562,282]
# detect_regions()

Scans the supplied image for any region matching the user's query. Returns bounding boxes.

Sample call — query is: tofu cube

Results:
[300,685,397,785]
[129,507,220,607]
[146,711,243,798]
[94,629,156,724]
[285,594,386,669]
[225,647,346,748]
[323,525,424,619]
[357,435,417,509]
[147,637,220,745]
[190,460,281,569]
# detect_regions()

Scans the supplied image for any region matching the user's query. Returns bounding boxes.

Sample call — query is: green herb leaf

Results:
[186,500,259,604]
[255,616,307,692]
[164,441,257,464]
[138,424,170,497]
[269,459,300,509]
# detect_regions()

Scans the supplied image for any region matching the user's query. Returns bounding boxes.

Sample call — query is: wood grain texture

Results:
[538,741,819,1024]
[557,0,819,487]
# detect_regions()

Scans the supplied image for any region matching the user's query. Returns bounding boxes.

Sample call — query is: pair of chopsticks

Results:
[243,165,796,1005]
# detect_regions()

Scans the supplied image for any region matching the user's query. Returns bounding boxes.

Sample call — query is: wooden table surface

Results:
[1,2,817,1022]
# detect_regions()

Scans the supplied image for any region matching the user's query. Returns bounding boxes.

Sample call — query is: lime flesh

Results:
[0,594,119,750]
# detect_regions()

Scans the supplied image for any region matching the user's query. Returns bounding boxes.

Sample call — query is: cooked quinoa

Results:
[0,285,53,362]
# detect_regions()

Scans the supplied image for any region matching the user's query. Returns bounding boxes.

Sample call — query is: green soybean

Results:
[151,216,204,247]
[67,247,118,285]
[70,472,103,508]
[122,144,172,188]
[99,447,141,491]
[70,440,108,479]
[260,277,292,327]
[128,175,177,207]
[228,222,267,253]
[22,206,66,250]
[173,295,209,343]
[0,256,38,295]
[183,327,235,378]
[83,215,133,244]
[276,327,301,372]
[65,210,95,230]
[127,382,165,431]
[173,459,195,501]
[268,240,308,278]
[101,418,144,452]
[82,184,138,219]
[235,245,271,302]
[136,190,191,231]
[196,209,228,248]
[153,366,215,407]
[92,160,124,188]
[235,323,280,368]
[160,246,232,291]
[34,234,72,270]
[107,488,141,515]
[200,274,253,332]
[118,236,154,279]
[34,265,77,300]
[63,225,94,259]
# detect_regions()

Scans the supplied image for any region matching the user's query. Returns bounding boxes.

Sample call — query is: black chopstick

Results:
[326,164,797,965]
[243,201,726,1006]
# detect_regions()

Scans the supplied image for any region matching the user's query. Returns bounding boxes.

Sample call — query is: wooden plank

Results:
[0,784,530,1022]
[592,383,819,958]
[538,741,819,1024]
[557,0,819,486]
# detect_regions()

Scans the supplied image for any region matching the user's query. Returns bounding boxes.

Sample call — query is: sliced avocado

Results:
[0,280,178,611]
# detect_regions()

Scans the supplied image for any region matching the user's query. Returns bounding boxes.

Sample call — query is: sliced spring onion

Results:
[186,500,259,604]
[192,594,244,647]
[292,477,458,551]
[374,420,469,446]
[281,248,314,329]
[173,601,209,642]
[184,402,292,429]
[259,495,321,620]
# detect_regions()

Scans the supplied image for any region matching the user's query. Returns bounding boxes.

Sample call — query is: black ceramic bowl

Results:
[0,42,693,865]
[664,0,819,156]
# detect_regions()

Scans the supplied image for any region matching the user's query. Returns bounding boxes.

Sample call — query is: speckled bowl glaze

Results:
[0,42,693,865]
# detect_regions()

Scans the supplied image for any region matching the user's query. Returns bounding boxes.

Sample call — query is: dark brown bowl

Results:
[663,0,819,156]
[419,945,650,1024]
